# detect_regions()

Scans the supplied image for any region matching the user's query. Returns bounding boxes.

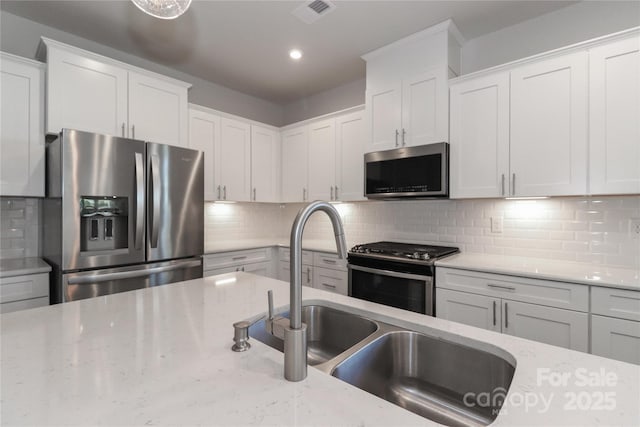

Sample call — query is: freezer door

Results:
[57,129,146,270]
[61,257,203,302]
[146,143,204,262]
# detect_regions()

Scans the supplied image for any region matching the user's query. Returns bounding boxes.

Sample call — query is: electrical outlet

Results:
[491,216,503,233]
[631,218,640,236]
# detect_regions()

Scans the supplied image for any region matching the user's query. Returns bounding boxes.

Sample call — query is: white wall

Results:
[281,78,366,126]
[0,10,284,126]
[461,1,640,74]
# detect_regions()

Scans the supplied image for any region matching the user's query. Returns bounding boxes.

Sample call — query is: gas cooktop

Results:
[349,241,459,264]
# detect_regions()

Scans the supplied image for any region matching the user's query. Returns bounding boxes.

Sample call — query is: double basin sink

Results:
[247,302,516,427]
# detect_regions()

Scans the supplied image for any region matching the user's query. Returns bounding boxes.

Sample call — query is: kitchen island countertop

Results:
[3,273,637,426]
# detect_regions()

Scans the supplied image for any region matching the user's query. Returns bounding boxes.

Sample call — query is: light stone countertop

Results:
[205,238,341,254]
[1,273,639,426]
[0,257,52,278]
[435,253,640,291]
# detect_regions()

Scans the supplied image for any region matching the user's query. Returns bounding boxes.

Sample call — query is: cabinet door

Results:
[128,71,188,146]
[435,288,501,332]
[365,81,402,152]
[281,126,308,202]
[510,52,588,196]
[592,315,640,365]
[401,66,448,147]
[502,300,588,351]
[307,119,336,201]
[241,261,272,277]
[313,266,348,295]
[218,118,251,201]
[449,72,510,198]
[335,110,365,201]
[188,108,220,201]
[0,55,45,197]
[251,125,279,202]
[46,47,128,137]
[278,261,312,287]
[589,36,640,195]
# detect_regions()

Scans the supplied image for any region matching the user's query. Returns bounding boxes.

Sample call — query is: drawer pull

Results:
[232,256,247,261]
[322,283,336,289]
[323,259,337,264]
[487,283,516,291]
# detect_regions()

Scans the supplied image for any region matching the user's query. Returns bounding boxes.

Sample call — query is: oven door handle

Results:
[348,264,431,281]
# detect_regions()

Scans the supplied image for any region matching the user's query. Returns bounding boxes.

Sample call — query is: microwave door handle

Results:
[134,152,144,250]
[150,154,160,248]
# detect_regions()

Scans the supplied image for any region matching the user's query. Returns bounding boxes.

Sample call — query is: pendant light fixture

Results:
[131,0,192,20]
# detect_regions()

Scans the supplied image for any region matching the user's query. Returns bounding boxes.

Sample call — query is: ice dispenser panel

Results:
[80,197,129,252]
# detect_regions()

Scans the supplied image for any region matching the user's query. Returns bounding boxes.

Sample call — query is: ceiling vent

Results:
[292,0,336,24]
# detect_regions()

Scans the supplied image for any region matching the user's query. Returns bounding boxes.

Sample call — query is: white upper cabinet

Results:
[188,106,220,201]
[39,38,190,146]
[281,126,309,203]
[251,125,279,202]
[335,110,366,201]
[363,20,462,153]
[0,53,45,197]
[589,35,640,195]
[128,71,188,147]
[307,118,336,201]
[510,52,588,197]
[218,118,251,202]
[450,72,510,198]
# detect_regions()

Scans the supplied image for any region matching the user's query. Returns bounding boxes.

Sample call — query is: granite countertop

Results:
[0,257,52,278]
[435,253,640,291]
[1,273,639,425]
[205,238,340,254]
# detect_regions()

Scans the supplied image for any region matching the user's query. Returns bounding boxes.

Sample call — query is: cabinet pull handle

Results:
[402,128,406,146]
[122,123,125,137]
[132,124,135,139]
[322,283,336,289]
[241,266,245,272]
[504,302,509,328]
[335,186,339,200]
[253,188,256,201]
[487,283,516,291]
[501,174,505,196]
[511,173,516,196]
[330,186,334,201]
[232,256,247,261]
[217,185,221,199]
[307,267,311,284]
[323,259,337,264]
[492,301,496,326]
[303,188,307,201]
[395,129,399,147]
[223,185,227,200]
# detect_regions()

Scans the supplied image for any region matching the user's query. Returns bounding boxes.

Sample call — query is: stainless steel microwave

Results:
[364,142,449,199]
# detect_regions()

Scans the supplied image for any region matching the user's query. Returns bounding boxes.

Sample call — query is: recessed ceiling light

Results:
[289,49,303,60]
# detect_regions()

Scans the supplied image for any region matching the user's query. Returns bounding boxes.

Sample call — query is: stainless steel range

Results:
[348,242,459,316]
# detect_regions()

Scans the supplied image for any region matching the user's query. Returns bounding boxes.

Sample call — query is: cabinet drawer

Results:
[436,267,588,312]
[279,248,312,264]
[0,273,49,303]
[204,248,270,269]
[591,315,640,365]
[205,261,272,278]
[313,252,347,271]
[592,287,640,322]
[278,261,313,287]
[0,296,49,314]
[313,266,348,295]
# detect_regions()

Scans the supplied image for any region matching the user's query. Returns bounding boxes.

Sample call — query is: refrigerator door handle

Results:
[134,152,144,250]
[67,260,202,285]
[150,154,161,248]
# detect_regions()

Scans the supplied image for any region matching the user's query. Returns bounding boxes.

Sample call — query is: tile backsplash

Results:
[0,198,39,259]
[204,202,283,243]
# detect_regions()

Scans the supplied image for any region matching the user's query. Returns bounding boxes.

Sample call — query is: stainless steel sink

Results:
[331,331,515,427]
[248,304,378,366]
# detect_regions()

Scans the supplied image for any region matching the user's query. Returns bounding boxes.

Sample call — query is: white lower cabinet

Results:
[0,273,49,314]
[205,261,271,277]
[591,315,640,365]
[436,289,501,332]
[203,248,274,279]
[313,266,348,295]
[277,248,348,294]
[278,261,313,288]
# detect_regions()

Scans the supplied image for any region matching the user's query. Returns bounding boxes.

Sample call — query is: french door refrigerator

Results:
[43,129,204,303]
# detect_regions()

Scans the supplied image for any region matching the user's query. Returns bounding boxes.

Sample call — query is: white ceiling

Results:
[1,0,577,104]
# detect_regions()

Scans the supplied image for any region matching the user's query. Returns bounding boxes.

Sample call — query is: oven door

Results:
[348,264,433,315]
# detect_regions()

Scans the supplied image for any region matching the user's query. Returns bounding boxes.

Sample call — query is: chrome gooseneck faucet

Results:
[265,201,347,381]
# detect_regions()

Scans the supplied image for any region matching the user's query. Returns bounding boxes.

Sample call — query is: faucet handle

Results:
[267,290,274,320]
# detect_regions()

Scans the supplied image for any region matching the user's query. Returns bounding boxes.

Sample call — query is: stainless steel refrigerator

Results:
[43,129,204,303]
